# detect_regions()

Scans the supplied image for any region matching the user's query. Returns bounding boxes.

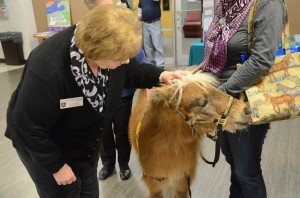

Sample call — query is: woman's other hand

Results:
[159,70,192,85]
[53,164,77,185]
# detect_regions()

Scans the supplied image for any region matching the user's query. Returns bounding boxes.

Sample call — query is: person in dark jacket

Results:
[97,49,147,181]
[84,0,145,182]
[97,49,148,180]
[5,5,188,198]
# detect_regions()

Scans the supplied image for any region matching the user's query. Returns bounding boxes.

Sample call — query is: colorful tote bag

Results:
[243,0,300,124]
[244,54,300,124]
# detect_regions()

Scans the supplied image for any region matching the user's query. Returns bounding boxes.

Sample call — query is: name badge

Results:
[60,97,83,109]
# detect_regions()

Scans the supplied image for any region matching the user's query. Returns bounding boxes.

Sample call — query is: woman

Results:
[84,0,143,182]
[199,0,286,197]
[5,5,188,198]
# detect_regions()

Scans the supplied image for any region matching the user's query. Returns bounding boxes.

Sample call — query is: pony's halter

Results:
[175,96,234,138]
[175,95,234,168]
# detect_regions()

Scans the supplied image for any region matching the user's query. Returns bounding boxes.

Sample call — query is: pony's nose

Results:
[244,106,252,115]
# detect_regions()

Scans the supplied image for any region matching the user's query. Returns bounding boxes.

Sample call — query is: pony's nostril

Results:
[244,107,252,115]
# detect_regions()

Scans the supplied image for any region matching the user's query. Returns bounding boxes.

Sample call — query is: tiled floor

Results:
[0,63,24,74]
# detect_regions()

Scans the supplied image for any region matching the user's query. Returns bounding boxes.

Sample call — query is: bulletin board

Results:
[46,0,71,32]
[32,0,90,33]
[0,0,8,19]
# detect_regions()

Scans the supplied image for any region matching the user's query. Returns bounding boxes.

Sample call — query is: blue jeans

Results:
[220,124,270,198]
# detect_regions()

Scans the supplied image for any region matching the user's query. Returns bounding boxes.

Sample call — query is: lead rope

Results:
[186,174,192,198]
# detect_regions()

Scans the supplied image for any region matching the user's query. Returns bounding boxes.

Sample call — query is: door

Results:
[175,0,202,65]
[132,0,176,65]
[161,0,176,65]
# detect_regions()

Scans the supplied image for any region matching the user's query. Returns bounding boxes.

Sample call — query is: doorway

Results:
[175,0,202,65]
[161,0,202,65]
[132,0,202,66]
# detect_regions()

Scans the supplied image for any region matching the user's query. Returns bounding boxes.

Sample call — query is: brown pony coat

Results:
[129,72,251,198]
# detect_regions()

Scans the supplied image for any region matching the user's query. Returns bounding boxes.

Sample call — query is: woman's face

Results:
[93,59,130,69]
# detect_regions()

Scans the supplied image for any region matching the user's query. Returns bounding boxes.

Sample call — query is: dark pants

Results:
[220,124,270,198]
[100,94,133,169]
[17,149,99,198]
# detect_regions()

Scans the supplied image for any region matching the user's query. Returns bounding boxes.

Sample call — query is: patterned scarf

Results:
[200,0,253,75]
[70,31,109,113]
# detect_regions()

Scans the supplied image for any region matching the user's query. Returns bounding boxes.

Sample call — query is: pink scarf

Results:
[200,0,253,75]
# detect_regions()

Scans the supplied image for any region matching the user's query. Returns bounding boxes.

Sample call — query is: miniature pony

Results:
[129,72,251,198]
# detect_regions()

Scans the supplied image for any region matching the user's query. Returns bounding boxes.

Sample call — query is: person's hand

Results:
[53,164,76,185]
[147,88,156,101]
[137,19,142,30]
[159,70,191,85]
[185,65,199,72]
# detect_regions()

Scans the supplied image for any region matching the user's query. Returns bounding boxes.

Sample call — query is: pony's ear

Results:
[150,86,179,110]
[150,89,170,106]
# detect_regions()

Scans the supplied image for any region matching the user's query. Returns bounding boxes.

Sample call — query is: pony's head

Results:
[149,72,251,134]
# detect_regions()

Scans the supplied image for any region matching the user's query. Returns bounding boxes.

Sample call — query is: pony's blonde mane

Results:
[167,72,218,109]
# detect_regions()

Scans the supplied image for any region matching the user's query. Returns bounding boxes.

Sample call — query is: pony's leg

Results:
[284,69,288,76]
[174,191,189,198]
[143,177,166,198]
[288,99,295,109]
[287,101,291,110]
[291,99,295,108]
[149,191,164,198]
[173,177,190,198]
[285,67,290,76]
[273,105,279,114]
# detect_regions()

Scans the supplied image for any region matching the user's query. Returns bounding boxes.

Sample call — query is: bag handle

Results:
[247,0,290,54]
[282,14,291,54]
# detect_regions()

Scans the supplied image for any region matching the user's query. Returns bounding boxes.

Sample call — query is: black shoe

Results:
[119,167,131,180]
[98,167,114,180]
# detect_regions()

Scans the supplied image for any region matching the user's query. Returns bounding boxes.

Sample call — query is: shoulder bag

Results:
[241,0,300,124]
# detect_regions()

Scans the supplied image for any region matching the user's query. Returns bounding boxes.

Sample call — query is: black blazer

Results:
[5,25,163,174]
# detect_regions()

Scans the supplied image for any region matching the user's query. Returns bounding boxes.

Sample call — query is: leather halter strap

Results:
[207,96,234,140]
[175,96,234,137]
[202,96,234,167]
[175,96,234,167]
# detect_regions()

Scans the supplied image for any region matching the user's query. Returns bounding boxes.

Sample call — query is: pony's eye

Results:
[187,98,208,111]
[198,99,208,107]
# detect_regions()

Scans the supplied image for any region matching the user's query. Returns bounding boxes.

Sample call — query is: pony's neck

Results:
[145,105,200,143]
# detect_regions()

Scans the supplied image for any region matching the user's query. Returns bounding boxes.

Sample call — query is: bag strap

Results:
[247,0,290,54]
[282,14,291,54]
[247,0,260,52]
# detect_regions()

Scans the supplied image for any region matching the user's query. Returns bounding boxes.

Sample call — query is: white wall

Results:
[0,0,38,60]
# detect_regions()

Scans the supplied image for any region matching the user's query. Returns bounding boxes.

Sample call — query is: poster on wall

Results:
[0,4,8,18]
[46,0,71,32]
[203,0,214,8]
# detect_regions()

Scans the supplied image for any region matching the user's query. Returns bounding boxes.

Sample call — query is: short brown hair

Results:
[75,5,142,61]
